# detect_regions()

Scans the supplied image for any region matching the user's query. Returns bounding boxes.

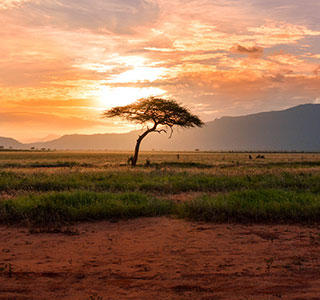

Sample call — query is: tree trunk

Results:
[131,124,157,166]
[132,136,143,166]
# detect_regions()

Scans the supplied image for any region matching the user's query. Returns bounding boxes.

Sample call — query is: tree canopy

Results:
[103,96,204,166]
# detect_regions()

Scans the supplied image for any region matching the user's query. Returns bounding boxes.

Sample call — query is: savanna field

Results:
[1,151,320,225]
[1,151,320,300]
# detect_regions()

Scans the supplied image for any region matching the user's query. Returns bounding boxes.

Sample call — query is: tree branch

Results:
[155,129,167,134]
[168,126,173,138]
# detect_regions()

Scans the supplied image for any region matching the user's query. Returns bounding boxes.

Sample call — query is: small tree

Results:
[102,96,204,166]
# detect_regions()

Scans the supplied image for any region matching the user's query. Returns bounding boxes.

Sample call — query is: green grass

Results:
[177,189,320,223]
[1,171,319,194]
[0,191,174,225]
[0,151,320,226]
[1,189,320,225]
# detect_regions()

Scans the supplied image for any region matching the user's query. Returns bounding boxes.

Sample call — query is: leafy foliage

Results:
[103,96,204,130]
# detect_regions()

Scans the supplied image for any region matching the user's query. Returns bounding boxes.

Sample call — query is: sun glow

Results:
[109,67,166,83]
[97,86,166,108]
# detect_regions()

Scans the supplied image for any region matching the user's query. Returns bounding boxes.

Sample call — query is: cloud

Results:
[0,111,106,129]
[247,23,320,46]
[11,99,97,108]
[246,0,320,28]
[314,65,320,76]
[231,44,263,57]
[1,0,320,138]
[0,0,31,9]
[1,0,159,34]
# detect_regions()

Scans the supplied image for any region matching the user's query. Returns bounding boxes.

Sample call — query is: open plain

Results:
[1,151,320,299]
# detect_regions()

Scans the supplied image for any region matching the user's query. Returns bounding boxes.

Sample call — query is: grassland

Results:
[0,151,320,226]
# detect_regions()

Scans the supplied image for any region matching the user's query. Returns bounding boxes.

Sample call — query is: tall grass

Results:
[1,189,320,225]
[177,189,320,223]
[0,191,173,225]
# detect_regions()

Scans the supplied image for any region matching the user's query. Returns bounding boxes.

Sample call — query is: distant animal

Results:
[127,156,133,165]
[177,154,180,160]
[249,155,252,160]
[256,155,261,159]
[145,158,151,166]
[260,155,265,159]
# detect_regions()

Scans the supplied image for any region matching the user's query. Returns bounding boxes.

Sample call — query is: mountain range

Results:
[20,134,61,144]
[1,103,320,151]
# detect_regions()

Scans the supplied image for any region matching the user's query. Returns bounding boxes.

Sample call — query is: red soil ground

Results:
[1,217,320,300]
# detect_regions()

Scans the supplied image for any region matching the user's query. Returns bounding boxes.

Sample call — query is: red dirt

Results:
[1,217,320,300]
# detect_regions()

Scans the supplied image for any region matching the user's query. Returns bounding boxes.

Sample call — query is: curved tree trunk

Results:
[131,124,157,166]
[131,136,143,167]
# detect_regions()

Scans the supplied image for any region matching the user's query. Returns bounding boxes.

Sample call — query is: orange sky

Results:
[1,0,320,142]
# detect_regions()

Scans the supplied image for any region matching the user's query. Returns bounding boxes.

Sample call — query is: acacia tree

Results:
[102,96,204,166]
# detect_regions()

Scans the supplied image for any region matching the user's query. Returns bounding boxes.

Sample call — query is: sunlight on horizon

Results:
[96,86,166,108]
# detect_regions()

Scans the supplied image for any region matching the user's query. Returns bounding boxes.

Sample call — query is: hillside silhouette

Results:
[1,104,319,151]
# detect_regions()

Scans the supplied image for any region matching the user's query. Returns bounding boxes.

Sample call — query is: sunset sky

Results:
[1,0,320,142]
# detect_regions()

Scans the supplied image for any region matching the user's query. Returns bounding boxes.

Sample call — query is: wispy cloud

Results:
[231,45,263,58]
[1,0,159,34]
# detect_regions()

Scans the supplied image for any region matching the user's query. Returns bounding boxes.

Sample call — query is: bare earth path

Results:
[1,217,320,300]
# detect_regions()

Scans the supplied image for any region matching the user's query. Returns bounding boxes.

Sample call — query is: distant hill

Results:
[141,103,320,152]
[1,103,320,151]
[21,134,61,144]
[0,137,26,149]
[28,132,138,151]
